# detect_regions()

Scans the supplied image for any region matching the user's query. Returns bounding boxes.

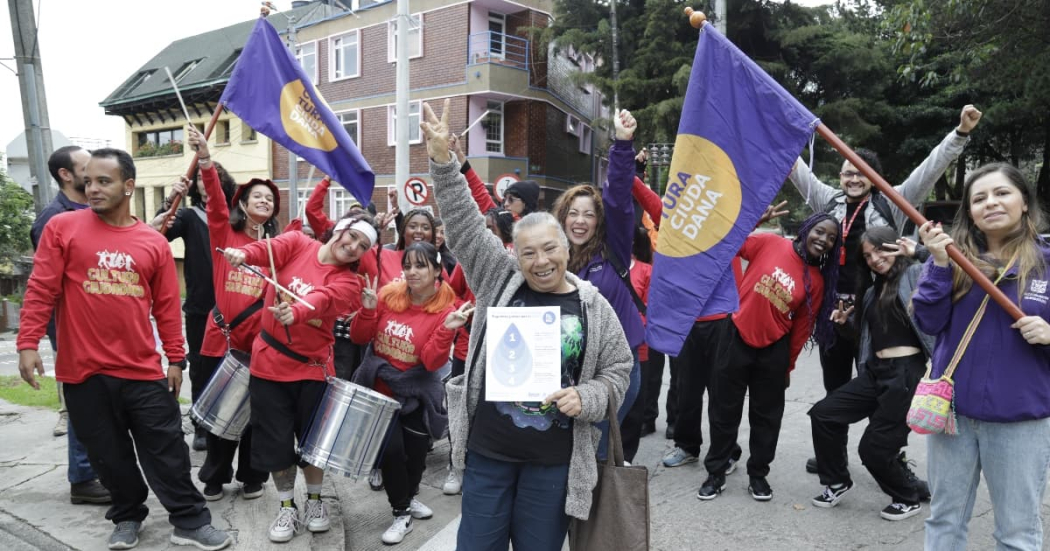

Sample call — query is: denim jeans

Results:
[457,452,570,551]
[595,349,641,461]
[67,420,98,484]
[925,414,1050,551]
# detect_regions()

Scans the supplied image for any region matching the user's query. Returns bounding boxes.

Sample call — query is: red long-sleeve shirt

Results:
[305,177,335,236]
[200,165,269,356]
[732,233,823,372]
[242,232,360,382]
[350,295,456,396]
[18,209,185,383]
[629,259,653,362]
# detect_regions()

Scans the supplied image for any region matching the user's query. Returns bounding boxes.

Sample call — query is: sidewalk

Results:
[0,399,344,551]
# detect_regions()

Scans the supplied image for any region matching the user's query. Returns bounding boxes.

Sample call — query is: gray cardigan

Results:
[431,157,632,521]
[789,130,969,234]
[857,263,936,368]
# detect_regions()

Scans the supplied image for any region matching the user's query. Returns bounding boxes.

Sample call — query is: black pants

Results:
[382,408,430,514]
[672,317,733,456]
[641,350,675,426]
[196,355,269,486]
[818,334,857,394]
[334,338,364,381]
[64,375,210,529]
[705,326,788,478]
[185,312,209,405]
[809,354,926,504]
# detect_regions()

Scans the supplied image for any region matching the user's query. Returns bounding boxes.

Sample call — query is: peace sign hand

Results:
[361,274,379,310]
[444,301,476,330]
[829,299,854,325]
[421,99,452,164]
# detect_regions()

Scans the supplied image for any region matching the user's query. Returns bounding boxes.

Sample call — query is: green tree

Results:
[0,170,35,274]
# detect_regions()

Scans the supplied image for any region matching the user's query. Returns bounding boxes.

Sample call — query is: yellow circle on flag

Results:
[280,80,338,152]
[659,134,742,258]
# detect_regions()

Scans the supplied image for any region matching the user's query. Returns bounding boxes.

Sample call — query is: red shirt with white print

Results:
[732,233,824,372]
[200,165,269,357]
[350,291,456,396]
[18,209,185,383]
[241,232,361,382]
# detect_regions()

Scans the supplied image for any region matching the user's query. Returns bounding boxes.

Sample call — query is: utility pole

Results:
[714,0,727,34]
[394,0,411,213]
[609,0,620,112]
[9,0,54,213]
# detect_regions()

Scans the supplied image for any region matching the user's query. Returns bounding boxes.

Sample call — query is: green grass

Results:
[0,375,61,410]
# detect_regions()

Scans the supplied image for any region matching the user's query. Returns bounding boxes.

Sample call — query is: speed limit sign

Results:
[493,173,519,202]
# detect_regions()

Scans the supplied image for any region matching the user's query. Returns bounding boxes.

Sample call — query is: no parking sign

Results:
[404,177,429,206]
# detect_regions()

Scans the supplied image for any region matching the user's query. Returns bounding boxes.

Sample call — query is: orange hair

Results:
[378,280,457,314]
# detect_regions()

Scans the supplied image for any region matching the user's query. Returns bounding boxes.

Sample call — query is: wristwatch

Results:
[170,359,188,370]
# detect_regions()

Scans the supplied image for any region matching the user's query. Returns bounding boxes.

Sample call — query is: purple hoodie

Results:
[912,251,1050,422]
[577,139,645,349]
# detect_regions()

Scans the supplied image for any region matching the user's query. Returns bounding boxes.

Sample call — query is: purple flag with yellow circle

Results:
[646,24,819,356]
[220,17,374,203]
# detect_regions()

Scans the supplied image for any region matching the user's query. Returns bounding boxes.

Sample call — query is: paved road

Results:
[1,329,1047,550]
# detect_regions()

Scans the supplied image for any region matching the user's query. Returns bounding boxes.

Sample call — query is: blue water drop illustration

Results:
[493,322,532,387]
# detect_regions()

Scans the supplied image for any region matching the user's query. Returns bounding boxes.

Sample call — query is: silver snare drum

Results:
[298,378,401,480]
[190,350,252,441]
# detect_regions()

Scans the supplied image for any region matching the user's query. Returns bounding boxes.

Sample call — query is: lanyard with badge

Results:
[839,196,869,266]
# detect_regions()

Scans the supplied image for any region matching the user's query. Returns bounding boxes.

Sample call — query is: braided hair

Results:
[793,212,842,349]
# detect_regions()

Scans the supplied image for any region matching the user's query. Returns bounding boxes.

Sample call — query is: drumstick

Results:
[266,233,294,345]
[215,248,316,310]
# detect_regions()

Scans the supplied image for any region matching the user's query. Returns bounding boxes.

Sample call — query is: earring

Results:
[125,191,132,196]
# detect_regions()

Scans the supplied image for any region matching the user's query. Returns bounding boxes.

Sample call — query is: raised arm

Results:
[306,177,334,235]
[631,176,662,221]
[602,109,638,267]
[787,158,839,212]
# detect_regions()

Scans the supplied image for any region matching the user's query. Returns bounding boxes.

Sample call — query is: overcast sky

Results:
[1,0,832,156]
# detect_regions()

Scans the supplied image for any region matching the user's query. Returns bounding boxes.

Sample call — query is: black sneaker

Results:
[697,475,726,501]
[898,452,931,502]
[641,421,656,436]
[242,482,264,500]
[664,424,675,440]
[811,482,853,508]
[748,476,773,501]
[880,502,922,521]
[203,483,223,501]
[192,426,207,452]
[805,457,818,474]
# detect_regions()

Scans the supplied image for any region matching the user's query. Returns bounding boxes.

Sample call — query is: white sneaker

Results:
[268,506,301,543]
[409,498,433,519]
[368,468,384,491]
[381,515,413,544]
[442,468,462,495]
[53,411,68,437]
[303,499,330,533]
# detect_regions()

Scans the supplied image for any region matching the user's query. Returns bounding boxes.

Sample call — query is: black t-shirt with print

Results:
[468,286,585,465]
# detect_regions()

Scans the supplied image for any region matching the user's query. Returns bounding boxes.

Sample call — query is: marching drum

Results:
[190,350,252,441]
[298,378,401,480]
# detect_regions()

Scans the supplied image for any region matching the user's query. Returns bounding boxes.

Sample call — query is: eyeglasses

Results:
[840,171,865,180]
[504,195,520,204]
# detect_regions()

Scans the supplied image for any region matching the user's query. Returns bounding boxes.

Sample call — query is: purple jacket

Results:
[912,253,1050,422]
[577,139,645,349]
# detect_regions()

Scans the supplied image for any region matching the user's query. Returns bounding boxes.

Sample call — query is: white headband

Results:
[333,218,377,248]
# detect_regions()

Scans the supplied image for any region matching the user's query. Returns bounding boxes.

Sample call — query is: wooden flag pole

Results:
[683,6,1023,321]
[159,104,226,235]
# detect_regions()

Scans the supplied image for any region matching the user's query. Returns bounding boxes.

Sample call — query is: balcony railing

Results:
[468,31,529,71]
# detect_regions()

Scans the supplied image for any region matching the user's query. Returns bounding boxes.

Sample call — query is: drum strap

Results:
[261,329,311,363]
[213,299,265,334]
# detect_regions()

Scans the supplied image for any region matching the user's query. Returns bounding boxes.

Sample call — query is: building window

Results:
[330,30,360,80]
[241,121,257,143]
[488,13,506,58]
[388,13,423,63]
[135,127,184,157]
[485,101,504,154]
[296,41,317,83]
[579,123,593,154]
[172,59,202,83]
[116,70,155,98]
[330,188,358,219]
[566,114,580,136]
[387,101,422,146]
[215,120,231,145]
[337,110,360,146]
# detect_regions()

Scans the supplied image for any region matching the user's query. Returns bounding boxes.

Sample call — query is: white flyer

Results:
[485,306,562,402]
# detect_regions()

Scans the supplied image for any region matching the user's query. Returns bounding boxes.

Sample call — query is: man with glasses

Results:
[787,105,981,474]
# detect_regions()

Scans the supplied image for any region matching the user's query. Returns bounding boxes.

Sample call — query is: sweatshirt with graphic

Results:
[19,209,185,383]
[733,233,824,371]
[241,231,360,382]
[200,164,270,357]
